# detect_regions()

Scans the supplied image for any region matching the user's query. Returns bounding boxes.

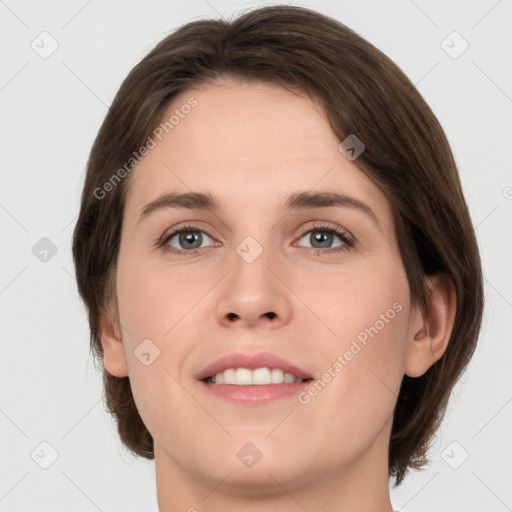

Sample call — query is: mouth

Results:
[202,367,313,385]
[196,352,314,405]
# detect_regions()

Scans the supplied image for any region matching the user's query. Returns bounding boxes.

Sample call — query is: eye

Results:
[296,223,354,255]
[158,221,354,256]
[160,223,216,254]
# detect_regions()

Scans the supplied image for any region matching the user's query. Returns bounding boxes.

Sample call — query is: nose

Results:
[215,245,292,330]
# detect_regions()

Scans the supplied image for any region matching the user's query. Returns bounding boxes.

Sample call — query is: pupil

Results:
[312,231,331,248]
[181,231,201,249]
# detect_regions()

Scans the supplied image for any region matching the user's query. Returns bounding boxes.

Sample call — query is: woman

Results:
[72,5,483,511]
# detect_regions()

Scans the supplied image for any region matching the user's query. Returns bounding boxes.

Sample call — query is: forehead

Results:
[123,79,392,228]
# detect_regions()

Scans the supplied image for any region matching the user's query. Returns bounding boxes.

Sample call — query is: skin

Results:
[99,78,456,512]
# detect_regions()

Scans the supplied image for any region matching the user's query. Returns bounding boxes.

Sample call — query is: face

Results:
[105,79,420,498]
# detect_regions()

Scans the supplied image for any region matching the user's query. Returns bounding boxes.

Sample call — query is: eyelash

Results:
[157,222,355,256]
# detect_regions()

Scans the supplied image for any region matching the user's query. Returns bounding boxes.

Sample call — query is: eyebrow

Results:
[137,190,380,229]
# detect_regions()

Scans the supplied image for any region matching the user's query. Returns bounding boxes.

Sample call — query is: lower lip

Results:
[199,380,311,405]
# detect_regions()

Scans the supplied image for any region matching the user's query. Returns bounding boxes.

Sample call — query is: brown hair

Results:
[72,4,483,486]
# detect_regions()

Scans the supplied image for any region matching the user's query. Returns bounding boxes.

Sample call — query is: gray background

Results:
[1,0,511,510]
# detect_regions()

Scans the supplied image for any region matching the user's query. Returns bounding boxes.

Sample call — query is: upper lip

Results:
[196,351,313,381]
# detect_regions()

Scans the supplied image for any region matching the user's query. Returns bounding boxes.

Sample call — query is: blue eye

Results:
[295,223,354,255]
[158,222,354,256]
[161,224,214,254]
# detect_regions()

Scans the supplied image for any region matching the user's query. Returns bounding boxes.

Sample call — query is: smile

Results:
[204,367,311,385]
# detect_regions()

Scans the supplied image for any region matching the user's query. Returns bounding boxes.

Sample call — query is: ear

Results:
[98,308,129,377]
[405,273,457,378]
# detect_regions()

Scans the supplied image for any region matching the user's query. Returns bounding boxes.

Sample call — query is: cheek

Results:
[114,253,200,442]
[301,259,409,346]
[116,250,202,344]
[289,280,411,466]
[302,259,411,406]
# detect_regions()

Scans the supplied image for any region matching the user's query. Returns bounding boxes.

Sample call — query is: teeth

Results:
[209,367,306,385]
